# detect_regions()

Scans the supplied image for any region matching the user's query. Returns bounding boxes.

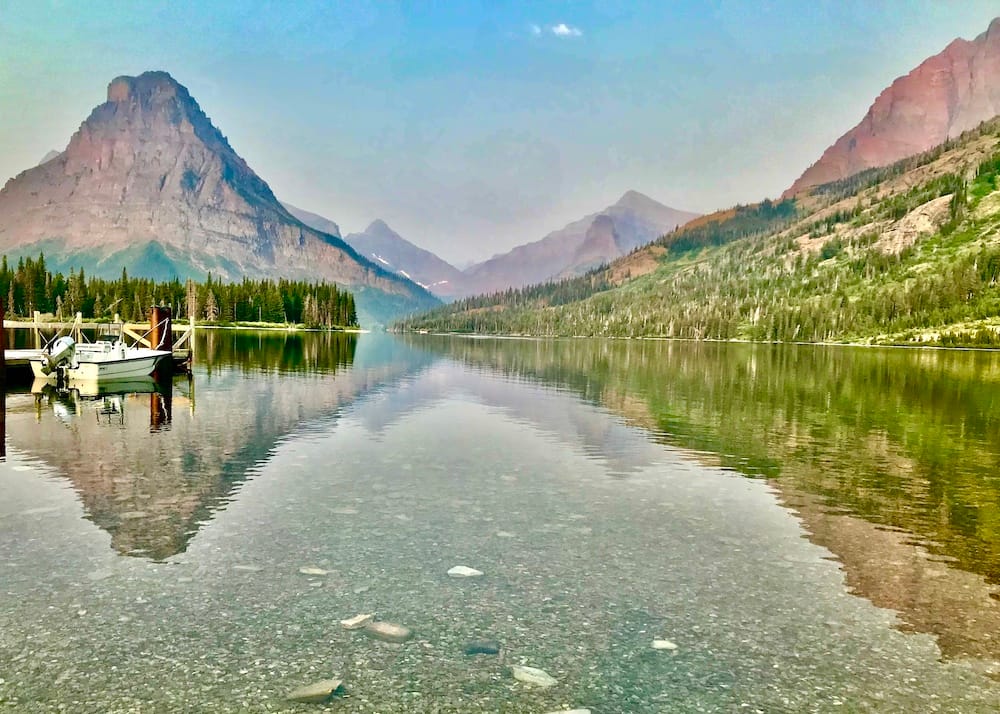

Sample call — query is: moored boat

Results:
[30,338,171,382]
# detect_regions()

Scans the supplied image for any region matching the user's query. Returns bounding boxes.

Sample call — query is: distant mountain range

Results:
[463,190,699,295]
[0,71,437,325]
[294,191,699,301]
[786,16,1000,196]
[14,13,998,325]
[5,71,692,312]
[401,114,1000,346]
[399,16,1000,343]
[285,212,470,299]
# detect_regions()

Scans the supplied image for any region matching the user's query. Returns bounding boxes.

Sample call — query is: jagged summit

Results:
[107,71,185,104]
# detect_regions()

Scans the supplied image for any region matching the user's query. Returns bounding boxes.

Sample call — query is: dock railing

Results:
[4,307,194,371]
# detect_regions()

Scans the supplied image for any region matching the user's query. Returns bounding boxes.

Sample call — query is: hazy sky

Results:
[1,1,998,264]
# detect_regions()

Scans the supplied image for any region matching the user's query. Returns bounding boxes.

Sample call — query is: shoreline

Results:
[401,330,1000,353]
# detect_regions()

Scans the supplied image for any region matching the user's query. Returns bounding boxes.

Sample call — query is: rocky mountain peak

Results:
[344,219,467,298]
[0,70,438,324]
[59,70,278,212]
[785,16,1000,197]
[614,190,655,210]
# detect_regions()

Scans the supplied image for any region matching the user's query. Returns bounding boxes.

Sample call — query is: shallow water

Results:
[1,332,999,712]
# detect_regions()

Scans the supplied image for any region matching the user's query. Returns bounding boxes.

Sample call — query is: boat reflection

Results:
[31,376,174,431]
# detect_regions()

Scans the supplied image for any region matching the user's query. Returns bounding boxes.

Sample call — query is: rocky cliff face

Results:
[786,17,1000,196]
[462,190,699,295]
[0,71,436,324]
[344,220,468,299]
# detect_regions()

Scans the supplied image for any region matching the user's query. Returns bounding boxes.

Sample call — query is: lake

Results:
[1,331,999,712]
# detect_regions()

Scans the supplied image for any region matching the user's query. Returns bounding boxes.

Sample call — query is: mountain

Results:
[343,220,468,299]
[786,17,1000,196]
[462,191,699,295]
[282,202,341,238]
[400,116,1000,347]
[568,214,621,273]
[38,150,61,165]
[0,71,437,325]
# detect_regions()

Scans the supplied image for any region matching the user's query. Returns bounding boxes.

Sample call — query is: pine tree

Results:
[204,290,219,321]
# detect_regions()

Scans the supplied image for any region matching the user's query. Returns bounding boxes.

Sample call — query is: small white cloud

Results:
[529,23,542,35]
[551,23,582,37]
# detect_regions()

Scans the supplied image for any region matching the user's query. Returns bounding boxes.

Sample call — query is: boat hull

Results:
[30,348,171,381]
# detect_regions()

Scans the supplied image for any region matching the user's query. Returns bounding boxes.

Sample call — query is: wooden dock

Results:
[2,309,195,372]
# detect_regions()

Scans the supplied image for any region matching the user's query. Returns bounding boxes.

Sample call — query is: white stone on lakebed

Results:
[511,665,558,687]
[447,565,483,578]
[340,613,374,630]
[652,639,678,650]
[365,621,413,643]
[298,566,330,576]
[286,678,343,703]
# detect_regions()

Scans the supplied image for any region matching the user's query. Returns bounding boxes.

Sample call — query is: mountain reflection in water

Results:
[3,332,1000,710]
[410,335,1000,674]
[2,331,430,561]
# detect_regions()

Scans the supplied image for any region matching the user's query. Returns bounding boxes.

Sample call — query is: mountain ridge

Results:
[399,116,1000,346]
[785,16,1000,196]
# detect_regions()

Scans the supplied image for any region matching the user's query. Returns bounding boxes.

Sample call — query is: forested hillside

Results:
[399,118,1000,346]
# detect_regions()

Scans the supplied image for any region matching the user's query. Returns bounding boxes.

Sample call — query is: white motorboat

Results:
[30,337,171,382]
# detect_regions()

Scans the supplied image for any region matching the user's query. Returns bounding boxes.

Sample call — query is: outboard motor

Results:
[41,336,76,376]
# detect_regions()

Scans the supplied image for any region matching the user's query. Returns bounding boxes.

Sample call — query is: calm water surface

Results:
[1,332,999,712]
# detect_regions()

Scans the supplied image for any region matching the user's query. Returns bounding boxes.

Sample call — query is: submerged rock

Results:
[340,613,375,630]
[652,639,678,650]
[463,640,501,655]
[286,678,343,703]
[544,710,591,714]
[511,665,558,687]
[298,566,330,576]
[365,621,413,643]
[447,565,484,578]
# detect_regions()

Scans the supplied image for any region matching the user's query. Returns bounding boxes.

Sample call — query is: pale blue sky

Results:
[1,1,998,263]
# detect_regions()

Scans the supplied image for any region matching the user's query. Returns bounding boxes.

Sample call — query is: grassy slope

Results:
[401,119,1000,346]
